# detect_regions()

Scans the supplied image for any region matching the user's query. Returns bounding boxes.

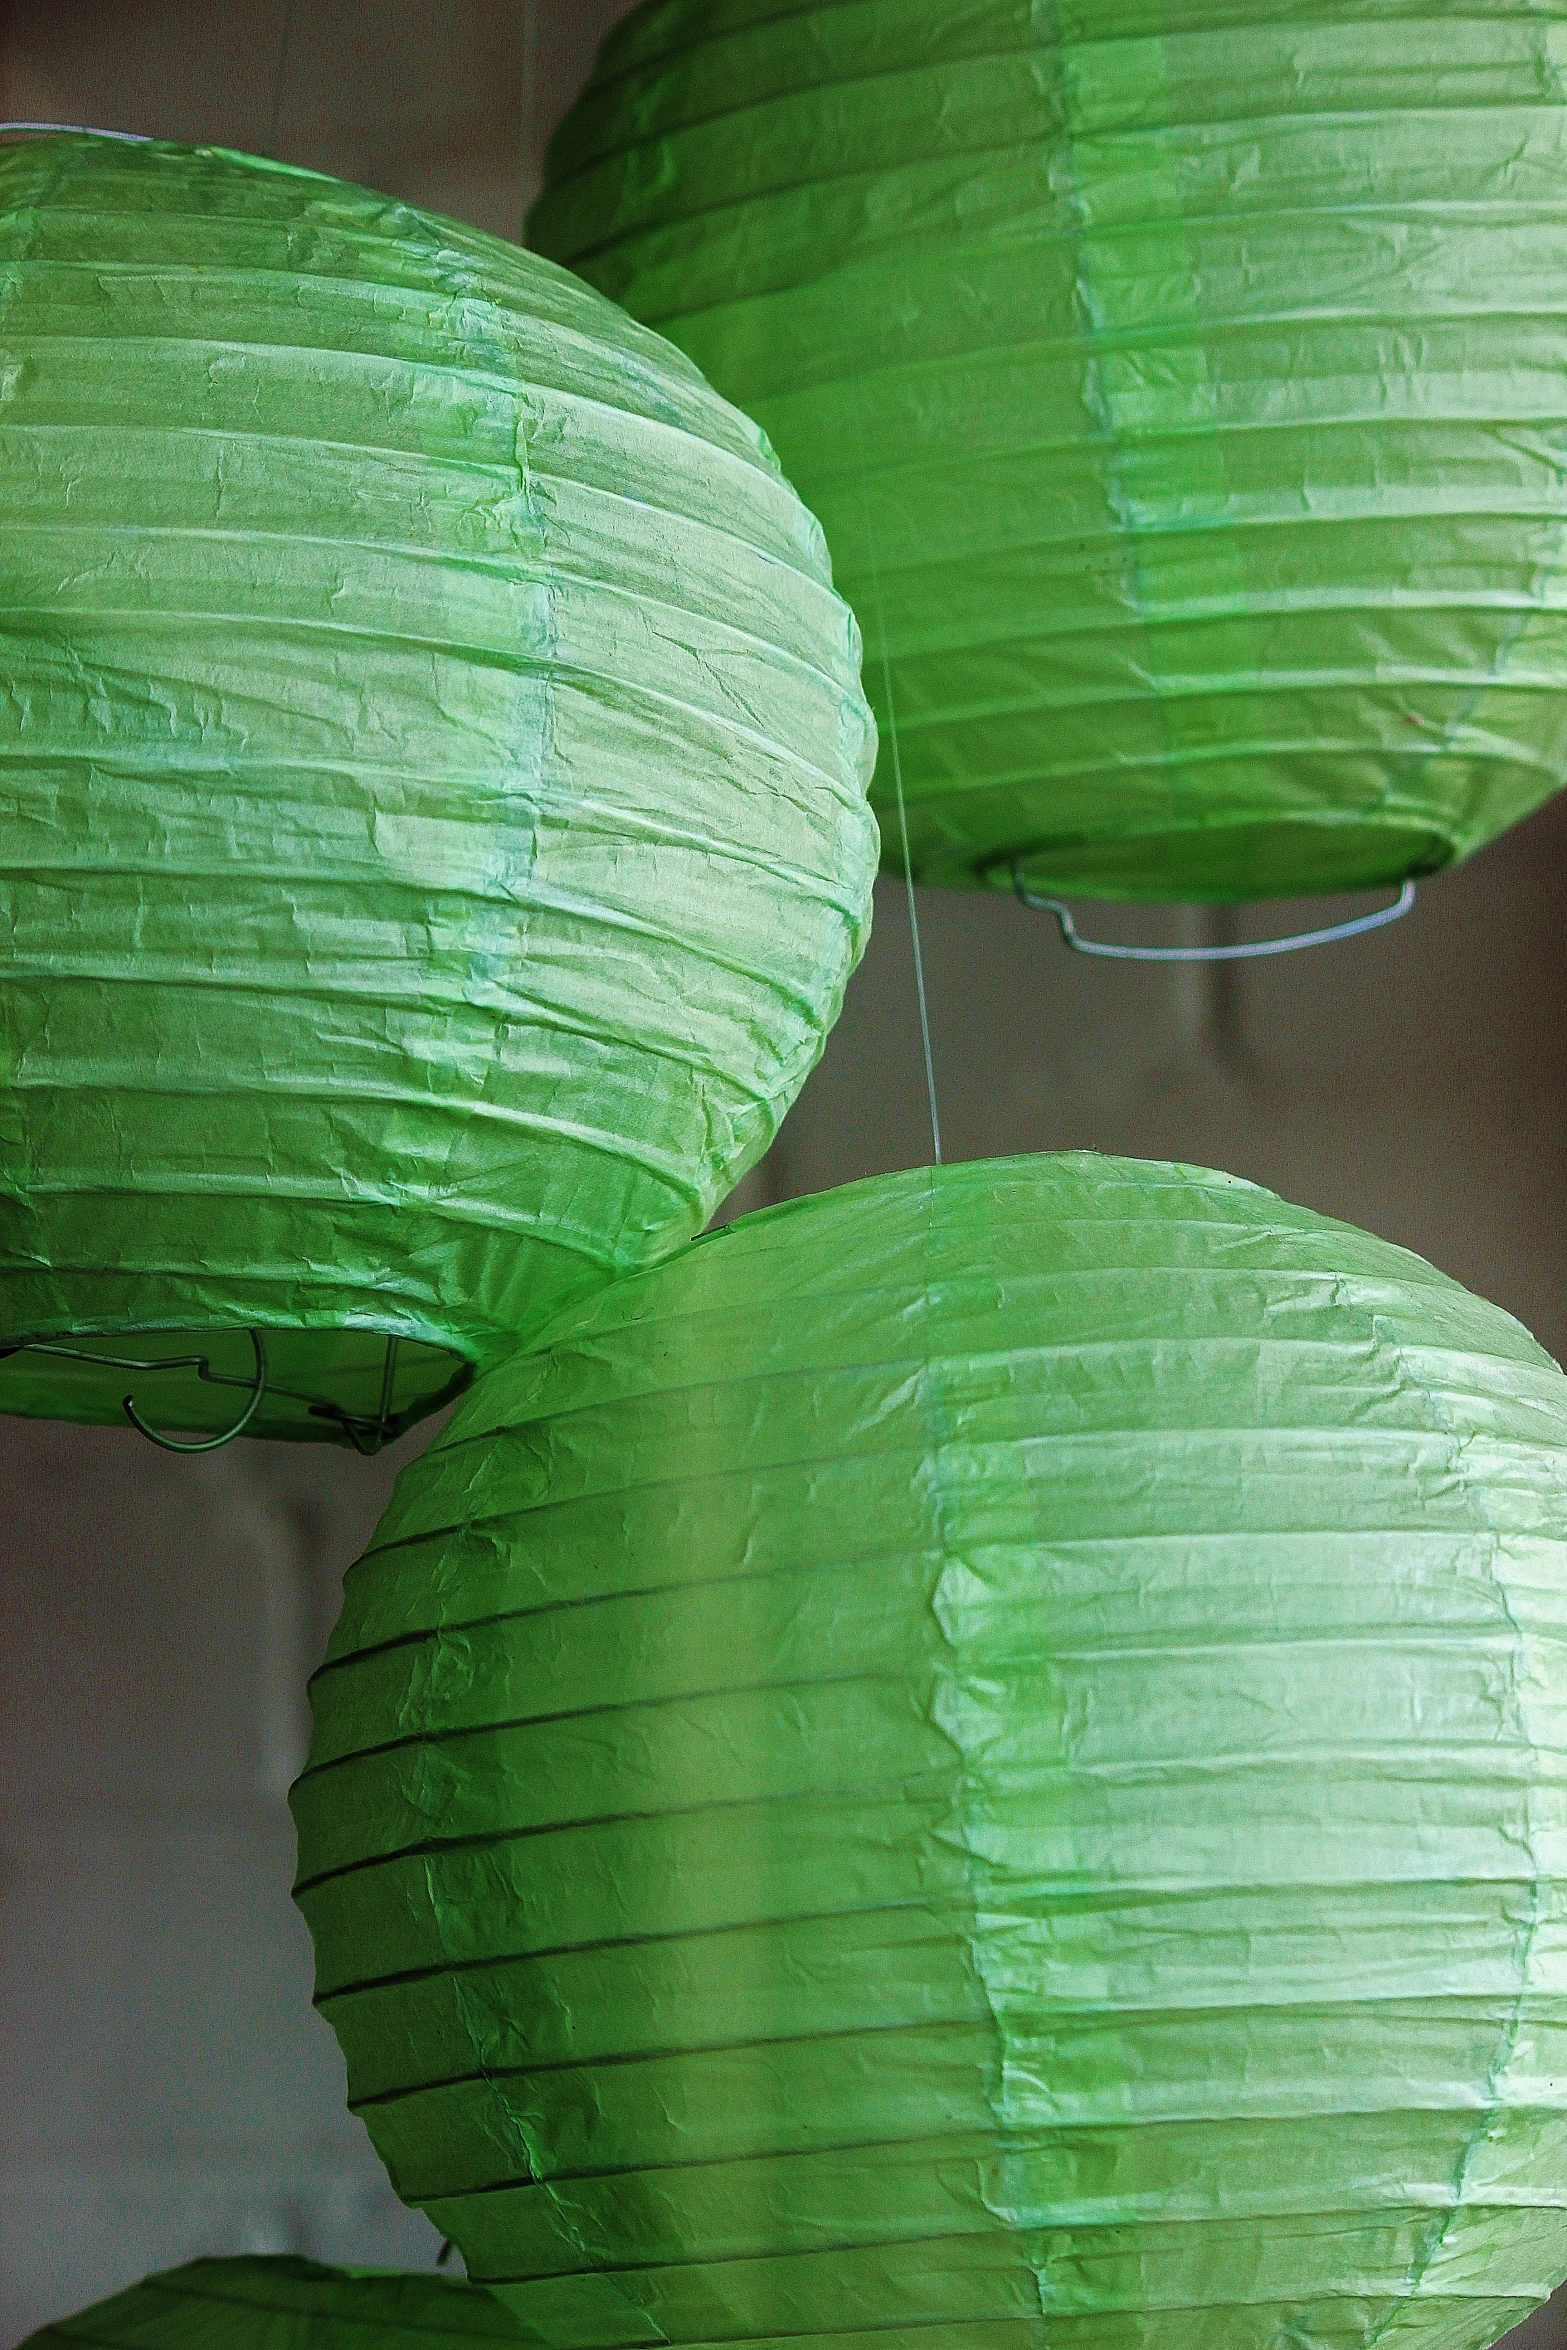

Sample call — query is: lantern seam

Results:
[1358,1320,1549,2344]
[915,1169,1040,2315]
[398,306,661,2334]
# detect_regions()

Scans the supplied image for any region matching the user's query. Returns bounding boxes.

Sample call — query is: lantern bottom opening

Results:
[0,1321,472,1448]
[966,813,1458,902]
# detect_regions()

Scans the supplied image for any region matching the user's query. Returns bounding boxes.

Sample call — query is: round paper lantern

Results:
[532,2,1567,900]
[0,131,877,1445]
[20,2256,524,2347]
[293,1154,1567,2350]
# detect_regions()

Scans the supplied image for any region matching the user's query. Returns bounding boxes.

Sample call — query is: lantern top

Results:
[371,1146,1564,1499]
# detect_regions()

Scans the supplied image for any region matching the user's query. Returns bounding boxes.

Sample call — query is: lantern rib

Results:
[307,1612,1527,1696]
[0,308,776,463]
[432,2110,1489,2207]
[0,750,866,848]
[0,1185,665,1268]
[304,1888,1519,2006]
[465,2283,1492,2333]
[305,1854,1553,1991]
[802,411,1567,494]
[336,1417,1531,1526]
[345,1981,1517,2113]
[0,614,869,798]
[348,2012,996,2111]
[310,1897,960,2006]
[0,524,863,707]
[0,972,823,1081]
[0,1143,704,1212]
[681,649,1567,723]
[331,1431,1497,1559]
[294,1728,1545,1891]
[0,1057,748,1145]
[549,4,1562,139]
[807,494,1567,555]
[819,715,1556,771]
[0,835,872,927]
[0,408,808,563]
[294,1664,890,1784]
[292,1779,957,1899]
[11,350,795,526]
[434,2131,1005,2207]
[547,19,1015,127]
[782,566,1567,632]
[552,181,1567,294]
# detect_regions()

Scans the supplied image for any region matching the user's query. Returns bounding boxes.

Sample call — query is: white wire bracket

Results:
[1012,872,1417,962]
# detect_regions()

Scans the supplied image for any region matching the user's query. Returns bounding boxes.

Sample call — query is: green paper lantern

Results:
[19,2256,526,2347]
[293,1154,1567,2350]
[0,132,877,1444]
[532,1,1567,900]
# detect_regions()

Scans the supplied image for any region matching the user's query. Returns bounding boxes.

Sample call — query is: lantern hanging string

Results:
[852,389,941,1166]
[267,0,296,156]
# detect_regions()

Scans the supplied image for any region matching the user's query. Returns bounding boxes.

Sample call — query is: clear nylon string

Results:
[268,0,297,155]
[851,393,942,1166]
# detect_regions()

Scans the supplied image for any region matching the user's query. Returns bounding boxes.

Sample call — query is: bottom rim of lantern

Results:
[963,813,1457,903]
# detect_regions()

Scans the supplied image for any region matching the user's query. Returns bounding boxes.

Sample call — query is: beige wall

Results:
[1,1428,432,2339]
[0,0,637,226]
[0,4,1563,2343]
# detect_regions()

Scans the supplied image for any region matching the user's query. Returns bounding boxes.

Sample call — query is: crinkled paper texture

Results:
[0,133,878,1438]
[533,0,1567,898]
[294,1153,1567,2350]
[20,2255,527,2347]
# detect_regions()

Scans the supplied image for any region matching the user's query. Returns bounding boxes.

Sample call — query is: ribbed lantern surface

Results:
[0,132,877,1443]
[294,1154,1567,2350]
[20,2257,526,2347]
[533,0,1567,899]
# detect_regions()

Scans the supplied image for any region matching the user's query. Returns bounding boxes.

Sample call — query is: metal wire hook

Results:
[0,1326,426,1453]
[1012,871,1417,961]
[122,1329,269,1451]
[0,1330,269,1449]
[0,1328,433,1452]
[310,1335,402,1454]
